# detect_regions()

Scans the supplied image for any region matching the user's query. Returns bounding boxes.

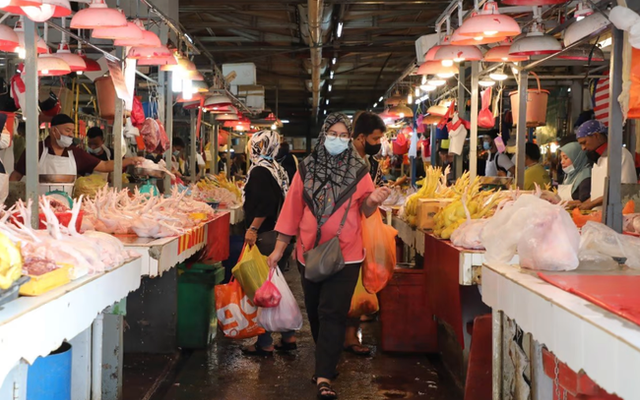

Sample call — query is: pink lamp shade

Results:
[417,60,459,76]
[114,20,161,47]
[484,45,529,62]
[15,30,49,54]
[450,28,507,45]
[558,44,605,61]
[92,20,143,41]
[501,0,567,5]
[37,55,70,76]
[127,45,172,60]
[70,0,127,29]
[77,51,101,71]
[456,1,521,41]
[3,0,70,21]
[509,23,561,56]
[434,45,483,63]
[136,54,178,66]
[0,0,42,7]
[0,25,19,52]
[42,43,86,72]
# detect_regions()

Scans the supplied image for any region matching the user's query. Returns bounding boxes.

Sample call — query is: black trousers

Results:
[299,262,361,379]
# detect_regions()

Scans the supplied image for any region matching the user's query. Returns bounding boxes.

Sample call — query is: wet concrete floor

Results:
[159,268,459,400]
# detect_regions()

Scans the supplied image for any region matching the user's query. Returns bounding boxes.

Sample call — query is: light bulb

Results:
[489,71,508,81]
[436,72,455,78]
[182,79,193,100]
[42,69,49,75]
[332,57,337,65]
[18,47,25,59]
[326,99,329,105]
[484,30,498,36]
[407,94,413,103]
[271,124,277,130]
[414,87,420,97]
[420,84,436,92]
[0,0,10,6]
[576,15,585,21]
[379,96,384,102]
[373,102,378,108]
[172,74,182,93]
[453,57,465,63]
[336,22,343,38]
[324,110,327,115]
[77,71,84,76]
[479,79,496,87]
[474,36,484,41]
[399,113,405,118]
[328,84,332,92]
[421,75,427,85]
[330,71,334,79]
[441,59,454,67]
[427,79,446,86]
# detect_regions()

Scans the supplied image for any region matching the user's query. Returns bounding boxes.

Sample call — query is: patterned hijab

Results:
[300,112,368,226]
[245,130,289,198]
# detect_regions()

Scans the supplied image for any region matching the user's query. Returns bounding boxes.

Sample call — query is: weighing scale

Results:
[132,167,165,196]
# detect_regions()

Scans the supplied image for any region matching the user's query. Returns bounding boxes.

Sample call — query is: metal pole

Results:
[603,27,624,232]
[190,109,197,182]
[164,71,173,190]
[227,134,232,179]
[515,70,528,188]
[23,18,38,228]
[470,61,479,180]
[112,48,124,191]
[211,115,219,175]
[455,64,466,179]
[430,124,437,166]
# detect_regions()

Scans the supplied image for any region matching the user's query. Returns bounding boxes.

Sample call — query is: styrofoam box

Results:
[222,63,256,86]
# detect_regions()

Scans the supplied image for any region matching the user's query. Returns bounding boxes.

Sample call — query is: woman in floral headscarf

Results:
[268,113,390,399]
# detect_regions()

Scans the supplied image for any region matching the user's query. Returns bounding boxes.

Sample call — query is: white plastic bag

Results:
[258,267,303,332]
[482,195,580,271]
[580,221,640,270]
[451,218,488,250]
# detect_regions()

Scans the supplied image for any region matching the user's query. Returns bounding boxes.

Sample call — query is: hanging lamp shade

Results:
[0,25,19,52]
[193,80,209,93]
[160,53,189,72]
[92,18,143,40]
[3,0,70,22]
[136,54,177,66]
[37,55,70,76]
[41,43,86,72]
[113,20,161,47]
[14,27,48,54]
[76,50,101,71]
[558,44,605,61]
[389,104,414,118]
[177,93,205,103]
[417,60,459,76]
[456,1,521,41]
[484,45,529,62]
[127,45,172,60]
[450,28,507,45]
[501,0,567,5]
[207,105,236,114]
[563,12,610,47]
[423,36,451,61]
[509,22,561,56]
[204,94,233,109]
[434,45,483,63]
[384,93,404,107]
[0,0,41,7]
[70,0,127,29]
[216,113,239,121]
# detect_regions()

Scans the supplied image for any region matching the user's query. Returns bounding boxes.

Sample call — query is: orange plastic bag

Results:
[628,48,640,119]
[215,278,265,339]
[361,210,398,294]
[348,270,379,318]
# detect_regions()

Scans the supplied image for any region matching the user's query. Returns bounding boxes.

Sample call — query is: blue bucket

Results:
[27,342,72,400]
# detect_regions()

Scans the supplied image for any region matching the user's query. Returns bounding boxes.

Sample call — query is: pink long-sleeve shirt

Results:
[275,171,375,264]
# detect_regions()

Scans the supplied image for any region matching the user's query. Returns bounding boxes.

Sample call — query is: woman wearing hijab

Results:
[242,130,296,356]
[268,113,391,399]
[558,141,592,205]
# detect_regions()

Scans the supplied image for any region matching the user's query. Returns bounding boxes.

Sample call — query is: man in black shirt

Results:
[86,127,113,162]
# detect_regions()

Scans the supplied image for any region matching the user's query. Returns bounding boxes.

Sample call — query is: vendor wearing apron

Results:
[86,126,113,180]
[483,130,515,177]
[558,141,591,206]
[576,120,637,210]
[0,114,10,204]
[10,113,144,182]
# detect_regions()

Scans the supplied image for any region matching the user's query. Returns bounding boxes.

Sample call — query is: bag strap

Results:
[336,196,352,236]
[305,196,353,250]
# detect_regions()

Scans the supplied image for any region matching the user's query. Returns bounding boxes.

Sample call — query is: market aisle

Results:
[159,268,456,400]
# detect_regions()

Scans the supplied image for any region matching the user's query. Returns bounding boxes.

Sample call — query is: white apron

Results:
[558,184,574,202]
[485,155,498,177]
[0,160,7,204]
[39,148,77,177]
[591,157,607,200]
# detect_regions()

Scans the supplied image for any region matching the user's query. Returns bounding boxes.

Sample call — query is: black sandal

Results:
[317,382,338,399]
[274,341,297,352]
[241,344,273,357]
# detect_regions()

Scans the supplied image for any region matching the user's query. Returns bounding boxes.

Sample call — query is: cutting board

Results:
[537,274,640,327]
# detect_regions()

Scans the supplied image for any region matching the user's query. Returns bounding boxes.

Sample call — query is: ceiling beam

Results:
[203,45,415,53]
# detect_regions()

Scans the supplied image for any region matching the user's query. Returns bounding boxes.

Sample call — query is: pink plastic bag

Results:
[253,268,282,308]
[478,88,495,129]
[140,118,160,152]
[154,119,170,153]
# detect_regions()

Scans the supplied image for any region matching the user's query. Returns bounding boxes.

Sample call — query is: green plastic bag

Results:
[232,244,270,300]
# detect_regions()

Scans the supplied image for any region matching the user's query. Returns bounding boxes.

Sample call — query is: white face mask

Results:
[563,164,575,175]
[324,136,350,156]
[0,133,10,150]
[56,132,74,148]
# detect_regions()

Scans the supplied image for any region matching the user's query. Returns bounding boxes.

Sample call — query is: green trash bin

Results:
[177,262,225,349]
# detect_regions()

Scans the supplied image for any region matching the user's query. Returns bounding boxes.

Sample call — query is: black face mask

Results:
[586,150,601,165]
[364,141,382,156]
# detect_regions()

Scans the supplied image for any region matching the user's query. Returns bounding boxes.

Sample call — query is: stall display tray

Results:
[20,264,72,296]
[538,273,640,327]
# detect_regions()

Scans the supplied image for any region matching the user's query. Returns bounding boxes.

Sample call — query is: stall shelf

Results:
[392,216,416,249]
[0,257,143,400]
[483,263,640,400]
[118,212,230,277]
[220,206,244,226]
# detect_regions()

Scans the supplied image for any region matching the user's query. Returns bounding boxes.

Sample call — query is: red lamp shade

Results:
[114,20,161,47]
[456,1,521,42]
[0,0,42,7]
[450,28,507,45]
[70,0,127,29]
[37,55,70,76]
[434,45,483,63]
[0,25,19,52]
[509,22,561,56]
[92,19,143,41]
[484,45,529,62]
[76,50,101,71]
[42,43,86,72]
[136,54,177,66]
[417,60,459,76]
[558,44,605,62]
[127,45,172,60]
